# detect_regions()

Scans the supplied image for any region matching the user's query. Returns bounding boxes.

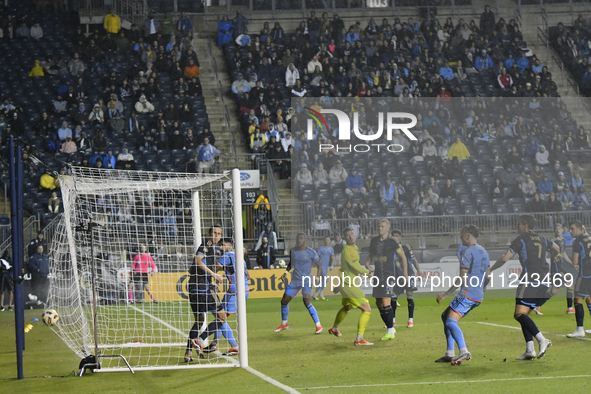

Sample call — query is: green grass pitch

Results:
[1,293,590,393]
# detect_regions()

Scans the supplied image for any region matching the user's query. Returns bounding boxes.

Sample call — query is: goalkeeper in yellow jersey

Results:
[328,227,373,346]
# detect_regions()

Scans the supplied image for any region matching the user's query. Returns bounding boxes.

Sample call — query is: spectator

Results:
[0,251,13,311]
[439,179,457,200]
[195,137,220,173]
[47,133,61,153]
[103,9,121,35]
[497,68,513,89]
[313,162,328,187]
[328,160,347,186]
[217,15,234,46]
[345,168,366,195]
[232,73,251,96]
[285,63,300,87]
[521,174,537,197]
[135,95,155,113]
[575,186,591,207]
[536,145,550,165]
[30,22,43,40]
[48,191,60,213]
[447,137,470,160]
[295,163,313,189]
[116,145,135,169]
[60,135,77,153]
[422,139,437,157]
[558,185,576,208]
[88,103,105,124]
[145,14,160,38]
[527,193,545,212]
[412,190,430,214]
[538,174,553,199]
[498,166,519,197]
[446,157,462,179]
[175,13,193,36]
[16,22,29,38]
[68,53,85,77]
[92,130,108,152]
[364,174,377,193]
[53,95,67,115]
[103,149,117,169]
[256,237,275,269]
[480,5,496,38]
[475,49,493,71]
[28,245,50,303]
[235,28,251,47]
[162,209,178,237]
[57,121,72,141]
[490,178,504,199]
[554,171,569,193]
[183,59,200,79]
[571,170,584,189]
[28,59,44,76]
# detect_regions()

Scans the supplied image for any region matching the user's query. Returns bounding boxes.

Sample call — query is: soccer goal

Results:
[47,168,248,372]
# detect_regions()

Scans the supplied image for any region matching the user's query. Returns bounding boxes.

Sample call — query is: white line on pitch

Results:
[130,306,300,394]
[476,321,591,341]
[294,375,591,390]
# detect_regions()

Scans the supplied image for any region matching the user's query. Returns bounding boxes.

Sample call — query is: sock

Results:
[526,341,535,353]
[219,322,238,348]
[575,303,585,327]
[459,347,468,354]
[356,334,363,341]
[515,313,540,341]
[186,339,193,355]
[333,307,349,328]
[534,332,546,343]
[446,349,455,357]
[357,311,371,336]
[442,312,454,352]
[128,289,133,303]
[306,304,320,326]
[408,318,414,323]
[281,303,289,325]
[567,289,574,308]
[391,298,398,319]
[378,306,389,326]
[445,318,466,350]
[199,319,224,341]
[318,277,325,296]
[408,299,415,319]
[149,293,154,300]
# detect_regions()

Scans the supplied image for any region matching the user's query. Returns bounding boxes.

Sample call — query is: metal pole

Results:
[231,169,248,367]
[89,223,99,363]
[16,143,25,352]
[9,137,24,380]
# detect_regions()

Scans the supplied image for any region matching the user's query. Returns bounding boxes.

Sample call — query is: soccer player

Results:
[550,223,575,314]
[566,220,591,338]
[435,225,490,365]
[328,227,373,345]
[211,238,250,355]
[391,229,421,328]
[185,226,226,362]
[490,215,559,360]
[274,233,324,334]
[313,236,334,300]
[365,219,407,341]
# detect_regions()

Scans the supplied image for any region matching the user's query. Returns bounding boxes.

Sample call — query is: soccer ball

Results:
[278,260,286,268]
[42,309,59,326]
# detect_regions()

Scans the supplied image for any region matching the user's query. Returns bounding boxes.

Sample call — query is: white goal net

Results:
[47,167,248,371]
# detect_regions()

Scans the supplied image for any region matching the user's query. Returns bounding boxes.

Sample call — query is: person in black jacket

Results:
[27,231,48,258]
[256,237,275,269]
[29,245,50,303]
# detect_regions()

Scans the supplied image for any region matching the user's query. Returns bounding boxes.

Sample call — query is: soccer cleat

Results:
[328,328,342,337]
[566,329,585,338]
[0,307,4,312]
[152,299,158,304]
[533,307,543,315]
[407,321,414,328]
[203,343,217,354]
[435,355,453,363]
[184,354,193,362]
[274,324,289,333]
[190,339,204,359]
[7,306,13,311]
[516,351,536,360]
[315,326,324,335]
[320,296,326,300]
[586,329,591,334]
[313,296,319,300]
[567,307,576,314]
[222,348,239,356]
[537,339,552,359]
[354,339,374,346]
[380,333,395,341]
[451,351,472,365]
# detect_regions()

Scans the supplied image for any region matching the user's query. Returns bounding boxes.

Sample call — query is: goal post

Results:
[47,167,248,372]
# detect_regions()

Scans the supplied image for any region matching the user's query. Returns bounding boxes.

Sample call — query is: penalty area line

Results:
[130,306,300,393]
[476,321,591,341]
[294,375,591,390]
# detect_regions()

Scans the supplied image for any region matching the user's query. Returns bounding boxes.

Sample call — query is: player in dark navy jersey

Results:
[491,215,560,360]
[365,219,407,341]
[566,221,591,338]
[550,223,576,314]
[391,229,421,328]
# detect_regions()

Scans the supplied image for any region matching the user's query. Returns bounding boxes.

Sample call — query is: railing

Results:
[208,39,237,157]
[265,161,281,234]
[75,0,149,27]
[0,216,40,258]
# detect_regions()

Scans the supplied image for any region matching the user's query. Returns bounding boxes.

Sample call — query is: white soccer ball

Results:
[42,309,59,326]
[278,260,286,268]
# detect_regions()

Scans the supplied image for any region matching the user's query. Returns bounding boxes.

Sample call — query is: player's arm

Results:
[365,254,372,271]
[195,254,222,283]
[396,248,408,279]
[550,242,561,263]
[328,254,335,270]
[411,257,421,276]
[562,250,573,265]
[437,266,469,303]
[571,253,580,270]
[490,249,515,271]
[280,257,292,281]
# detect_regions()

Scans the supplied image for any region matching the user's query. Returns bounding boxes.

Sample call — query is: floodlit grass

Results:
[1,292,590,393]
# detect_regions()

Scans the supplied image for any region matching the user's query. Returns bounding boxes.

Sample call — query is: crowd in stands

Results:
[220,6,590,222]
[0,5,222,221]
[551,16,591,97]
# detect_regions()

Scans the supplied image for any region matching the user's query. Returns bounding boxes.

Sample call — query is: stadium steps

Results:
[192,38,248,159]
[276,188,304,242]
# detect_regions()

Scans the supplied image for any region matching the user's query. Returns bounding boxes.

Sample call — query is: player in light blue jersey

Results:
[274,233,324,334]
[313,236,334,300]
[436,225,490,365]
[209,238,250,356]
